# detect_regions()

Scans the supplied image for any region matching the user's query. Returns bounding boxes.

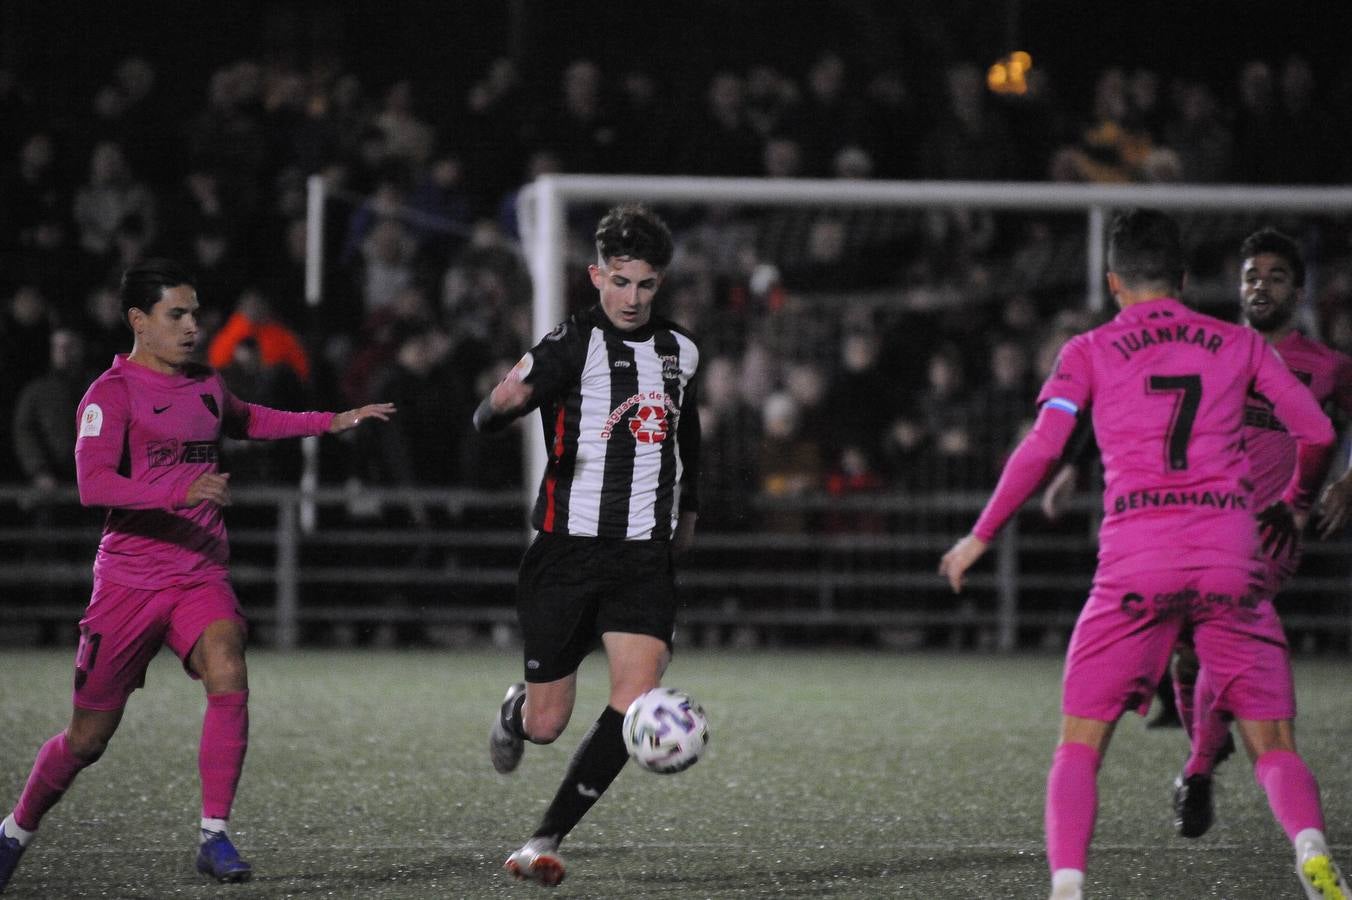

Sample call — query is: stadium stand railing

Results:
[4,484,1349,652]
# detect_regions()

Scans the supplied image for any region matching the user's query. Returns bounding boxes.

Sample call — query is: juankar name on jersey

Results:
[515,305,701,540]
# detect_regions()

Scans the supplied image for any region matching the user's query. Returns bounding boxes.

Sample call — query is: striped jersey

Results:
[516,304,701,540]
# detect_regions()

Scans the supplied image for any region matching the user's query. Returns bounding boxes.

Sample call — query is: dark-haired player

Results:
[940,211,1349,900]
[0,259,393,892]
[1167,229,1352,849]
[475,204,701,886]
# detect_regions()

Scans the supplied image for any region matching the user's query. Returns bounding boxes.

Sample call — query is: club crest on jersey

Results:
[148,439,180,468]
[200,394,220,418]
[659,354,680,380]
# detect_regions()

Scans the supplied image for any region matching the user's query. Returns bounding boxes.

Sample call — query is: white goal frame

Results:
[513,175,1352,513]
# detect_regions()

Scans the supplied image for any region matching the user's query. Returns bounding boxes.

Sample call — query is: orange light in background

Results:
[987,51,1033,95]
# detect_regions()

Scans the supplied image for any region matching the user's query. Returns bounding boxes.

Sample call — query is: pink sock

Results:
[200,691,249,820]
[1184,668,1231,777]
[13,732,88,831]
[1046,741,1101,874]
[1254,749,1324,841]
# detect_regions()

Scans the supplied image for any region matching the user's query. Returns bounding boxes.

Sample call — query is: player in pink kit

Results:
[940,211,1351,900]
[1170,228,1352,841]
[0,259,394,892]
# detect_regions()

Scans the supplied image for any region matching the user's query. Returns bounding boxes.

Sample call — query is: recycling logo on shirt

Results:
[629,404,668,443]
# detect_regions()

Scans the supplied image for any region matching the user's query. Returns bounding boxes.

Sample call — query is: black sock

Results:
[533,706,628,844]
[503,690,528,740]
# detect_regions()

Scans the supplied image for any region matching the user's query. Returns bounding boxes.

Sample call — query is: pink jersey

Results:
[1245,331,1352,509]
[1037,298,1332,575]
[75,355,334,590]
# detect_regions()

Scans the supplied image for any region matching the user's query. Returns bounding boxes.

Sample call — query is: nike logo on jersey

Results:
[153,405,171,414]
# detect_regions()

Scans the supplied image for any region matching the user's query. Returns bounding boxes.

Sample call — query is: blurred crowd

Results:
[4,47,1352,529]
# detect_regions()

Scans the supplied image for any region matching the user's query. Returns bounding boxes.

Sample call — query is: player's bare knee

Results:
[66,730,112,764]
[523,710,568,744]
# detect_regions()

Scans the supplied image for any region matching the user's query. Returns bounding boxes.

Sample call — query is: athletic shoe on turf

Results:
[1173,772,1215,838]
[490,682,527,774]
[195,830,253,883]
[504,836,565,887]
[1298,843,1352,900]
[0,827,27,893]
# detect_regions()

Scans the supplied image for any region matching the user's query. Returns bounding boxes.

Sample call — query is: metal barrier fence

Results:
[2,484,1349,651]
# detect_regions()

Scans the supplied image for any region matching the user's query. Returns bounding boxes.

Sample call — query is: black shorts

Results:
[516,531,677,683]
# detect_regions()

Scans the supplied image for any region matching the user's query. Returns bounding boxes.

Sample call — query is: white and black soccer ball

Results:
[622,686,710,774]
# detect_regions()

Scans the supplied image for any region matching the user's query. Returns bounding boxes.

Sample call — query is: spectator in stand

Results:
[744,65,797,142]
[1163,81,1232,183]
[695,355,761,531]
[610,70,674,174]
[920,62,1015,181]
[1231,60,1284,184]
[0,132,67,251]
[1279,55,1336,184]
[187,220,248,313]
[358,218,419,315]
[917,344,983,489]
[1049,68,1154,183]
[973,336,1036,466]
[374,79,435,168]
[207,289,312,385]
[72,141,157,258]
[676,71,761,176]
[534,59,615,174]
[859,69,919,180]
[218,337,307,483]
[758,391,821,533]
[786,52,864,177]
[407,152,473,269]
[78,286,127,372]
[13,329,94,492]
[458,57,528,210]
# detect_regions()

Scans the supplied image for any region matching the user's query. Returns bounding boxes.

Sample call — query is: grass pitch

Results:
[1,649,1350,898]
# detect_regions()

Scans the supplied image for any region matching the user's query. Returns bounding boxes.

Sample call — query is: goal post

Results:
[515,174,1352,517]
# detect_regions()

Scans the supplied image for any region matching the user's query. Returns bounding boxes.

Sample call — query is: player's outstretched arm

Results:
[939,534,989,594]
[328,403,397,434]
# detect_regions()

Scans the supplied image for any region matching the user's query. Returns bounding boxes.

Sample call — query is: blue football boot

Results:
[195,830,252,883]
[0,823,28,894]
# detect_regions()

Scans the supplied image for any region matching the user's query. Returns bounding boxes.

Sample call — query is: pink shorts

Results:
[73,578,246,710]
[1063,565,1293,723]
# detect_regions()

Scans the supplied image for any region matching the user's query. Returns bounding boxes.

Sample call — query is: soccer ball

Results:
[622,687,710,774]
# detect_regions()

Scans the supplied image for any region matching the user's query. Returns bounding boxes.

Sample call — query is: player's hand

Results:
[671,511,698,560]
[1040,464,1077,521]
[329,403,397,433]
[938,533,988,594]
[1257,501,1301,558]
[490,369,534,415]
[1316,476,1352,539]
[185,472,231,507]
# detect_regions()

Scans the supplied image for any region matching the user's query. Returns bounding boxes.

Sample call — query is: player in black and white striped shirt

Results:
[474,204,701,886]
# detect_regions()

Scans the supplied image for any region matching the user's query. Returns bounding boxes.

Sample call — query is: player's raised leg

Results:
[506,633,666,886]
[0,706,121,893]
[185,617,253,883]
